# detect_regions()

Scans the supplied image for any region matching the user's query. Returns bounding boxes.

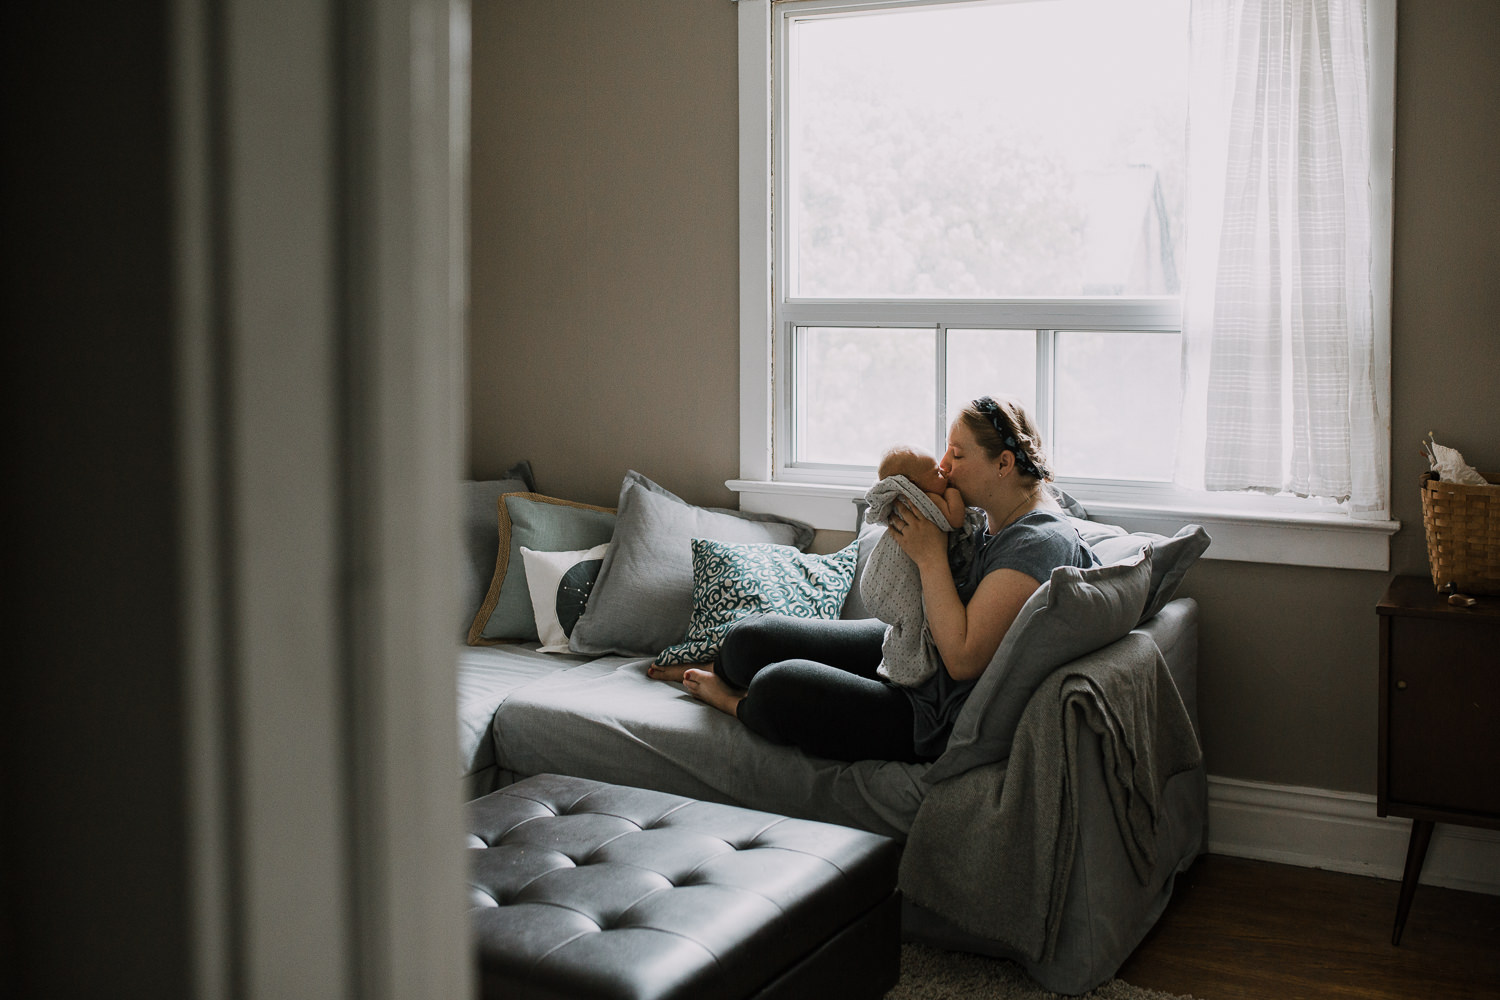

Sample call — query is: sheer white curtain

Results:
[1177,0,1386,515]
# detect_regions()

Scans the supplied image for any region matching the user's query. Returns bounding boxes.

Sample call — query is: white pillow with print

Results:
[519,543,610,653]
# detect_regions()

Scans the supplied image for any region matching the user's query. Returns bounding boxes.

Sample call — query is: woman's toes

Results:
[680,669,742,716]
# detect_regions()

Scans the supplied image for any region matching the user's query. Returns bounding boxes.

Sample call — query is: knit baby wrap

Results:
[861,475,985,687]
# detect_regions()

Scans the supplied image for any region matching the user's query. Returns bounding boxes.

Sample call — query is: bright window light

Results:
[788,0,1189,300]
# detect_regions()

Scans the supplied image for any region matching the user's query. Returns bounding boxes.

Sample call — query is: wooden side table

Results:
[1376,575,1500,945]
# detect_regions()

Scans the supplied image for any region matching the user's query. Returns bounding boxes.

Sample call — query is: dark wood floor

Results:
[1115,855,1500,1000]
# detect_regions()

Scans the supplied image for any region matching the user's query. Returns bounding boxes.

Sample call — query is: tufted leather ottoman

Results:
[467,773,901,1000]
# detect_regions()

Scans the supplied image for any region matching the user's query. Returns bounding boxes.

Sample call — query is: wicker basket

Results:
[1421,470,1500,595]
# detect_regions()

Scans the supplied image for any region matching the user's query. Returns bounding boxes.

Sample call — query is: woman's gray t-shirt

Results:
[903,508,1098,760]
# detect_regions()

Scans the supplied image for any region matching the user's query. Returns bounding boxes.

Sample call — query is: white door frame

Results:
[172,0,472,996]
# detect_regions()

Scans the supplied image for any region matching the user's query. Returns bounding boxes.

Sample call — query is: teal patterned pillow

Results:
[653,538,858,667]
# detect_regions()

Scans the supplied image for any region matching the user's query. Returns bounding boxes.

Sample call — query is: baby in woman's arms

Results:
[876,446,966,529]
[860,445,985,687]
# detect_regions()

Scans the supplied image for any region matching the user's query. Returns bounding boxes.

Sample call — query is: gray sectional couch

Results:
[456,508,1209,995]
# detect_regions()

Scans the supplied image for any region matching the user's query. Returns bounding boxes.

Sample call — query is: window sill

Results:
[727,479,1401,571]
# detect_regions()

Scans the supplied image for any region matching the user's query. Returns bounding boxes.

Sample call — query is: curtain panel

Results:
[1177,0,1385,515]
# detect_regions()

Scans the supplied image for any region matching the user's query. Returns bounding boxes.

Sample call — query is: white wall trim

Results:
[1208,776,1500,896]
[728,478,1399,570]
[1084,501,1398,571]
[172,0,471,995]
[737,0,773,482]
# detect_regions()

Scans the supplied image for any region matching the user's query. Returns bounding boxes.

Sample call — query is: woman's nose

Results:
[939,452,953,476]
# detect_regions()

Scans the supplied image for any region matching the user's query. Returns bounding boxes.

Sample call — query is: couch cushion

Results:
[1063,514,1128,546]
[839,523,885,620]
[519,542,611,653]
[1090,524,1210,623]
[467,493,617,645]
[457,644,594,778]
[655,539,858,667]
[491,656,929,840]
[568,472,814,657]
[460,463,535,635]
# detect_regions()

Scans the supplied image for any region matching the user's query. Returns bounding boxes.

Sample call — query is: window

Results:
[733,0,1399,569]
[780,0,1187,487]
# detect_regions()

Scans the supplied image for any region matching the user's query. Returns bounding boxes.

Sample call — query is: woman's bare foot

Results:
[682,668,744,717]
[645,663,698,683]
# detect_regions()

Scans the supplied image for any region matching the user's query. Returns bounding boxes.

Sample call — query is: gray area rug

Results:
[887,943,1201,1000]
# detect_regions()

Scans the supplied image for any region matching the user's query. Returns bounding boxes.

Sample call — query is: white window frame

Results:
[730,0,1399,570]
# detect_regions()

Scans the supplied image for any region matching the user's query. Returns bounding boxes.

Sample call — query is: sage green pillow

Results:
[466,493,616,645]
[460,467,535,635]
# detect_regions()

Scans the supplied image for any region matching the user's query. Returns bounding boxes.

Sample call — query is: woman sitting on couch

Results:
[647,395,1098,763]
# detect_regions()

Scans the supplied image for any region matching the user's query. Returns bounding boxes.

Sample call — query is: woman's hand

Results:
[889,499,1041,681]
[888,501,946,571]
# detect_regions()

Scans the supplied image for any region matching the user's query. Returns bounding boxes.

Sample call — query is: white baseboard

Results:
[1207,775,1500,896]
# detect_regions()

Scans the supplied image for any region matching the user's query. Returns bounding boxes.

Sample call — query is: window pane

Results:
[1052,331,1180,481]
[796,327,935,466]
[945,330,1036,431]
[788,0,1188,299]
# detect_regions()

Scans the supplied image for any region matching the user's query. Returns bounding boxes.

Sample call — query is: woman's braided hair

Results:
[961,395,1052,481]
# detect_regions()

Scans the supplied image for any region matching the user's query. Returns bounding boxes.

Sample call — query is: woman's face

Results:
[938,420,1000,503]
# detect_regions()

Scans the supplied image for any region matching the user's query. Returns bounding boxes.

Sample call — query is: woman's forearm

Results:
[919,560,1039,682]
[889,500,1001,679]
[915,557,986,679]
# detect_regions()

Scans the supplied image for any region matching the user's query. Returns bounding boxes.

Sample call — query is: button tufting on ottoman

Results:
[467,773,902,1000]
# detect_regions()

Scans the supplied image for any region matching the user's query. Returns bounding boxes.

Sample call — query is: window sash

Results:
[776,299,1183,485]
[772,0,1189,490]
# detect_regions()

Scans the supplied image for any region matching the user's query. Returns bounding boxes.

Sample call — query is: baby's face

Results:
[910,462,947,494]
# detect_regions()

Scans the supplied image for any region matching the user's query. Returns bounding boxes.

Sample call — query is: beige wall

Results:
[469,0,742,509]
[469,1,1500,794]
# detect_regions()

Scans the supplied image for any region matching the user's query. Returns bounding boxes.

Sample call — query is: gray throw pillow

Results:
[1065,514,1128,547]
[923,549,1152,785]
[1049,486,1091,519]
[839,522,885,620]
[567,471,815,657]
[1090,524,1211,623]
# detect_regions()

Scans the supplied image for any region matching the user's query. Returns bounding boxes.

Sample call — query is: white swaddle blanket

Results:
[861,476,985,687]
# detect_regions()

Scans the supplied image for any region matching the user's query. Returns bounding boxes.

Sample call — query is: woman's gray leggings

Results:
[715,613,928,764]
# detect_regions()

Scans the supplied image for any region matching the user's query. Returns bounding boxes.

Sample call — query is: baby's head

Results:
[878,446,947,494]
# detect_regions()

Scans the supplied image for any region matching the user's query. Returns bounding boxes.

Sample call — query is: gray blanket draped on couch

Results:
[899,630,1202,965]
